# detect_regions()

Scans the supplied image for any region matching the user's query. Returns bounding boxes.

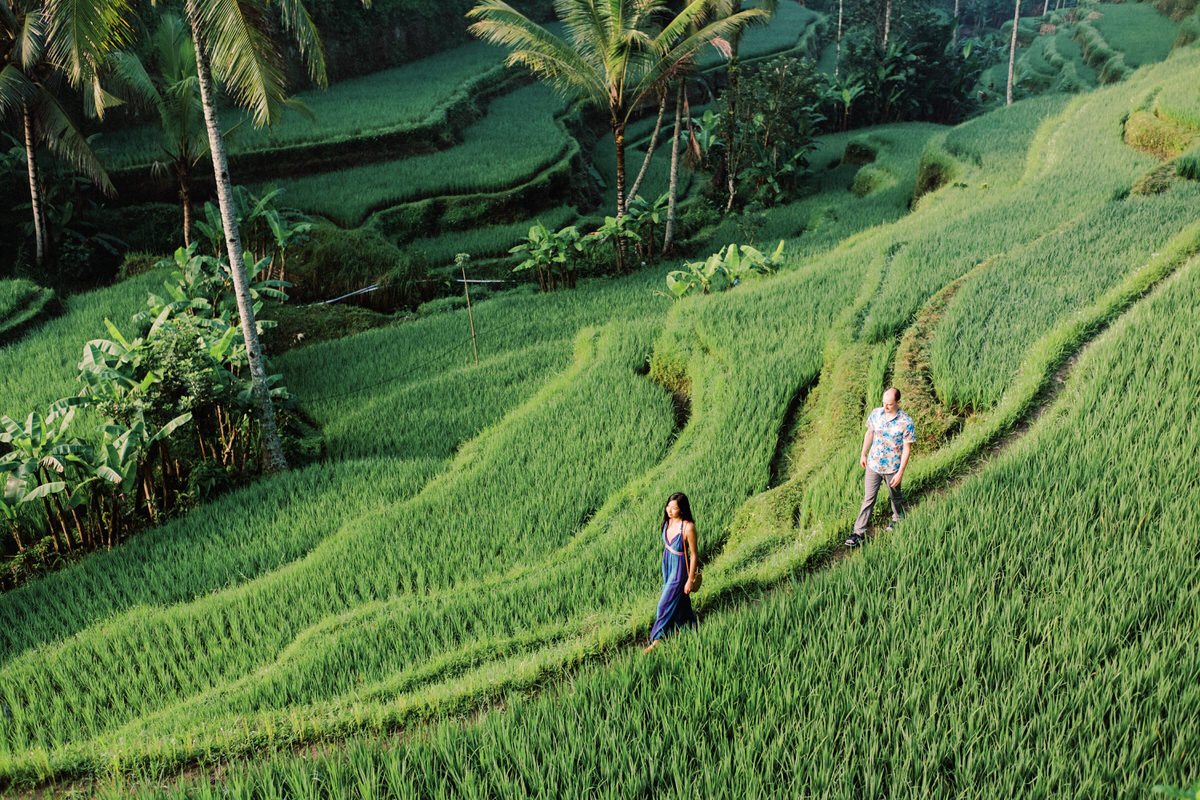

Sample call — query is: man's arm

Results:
[860,428,873,469]
[891,440,912,488]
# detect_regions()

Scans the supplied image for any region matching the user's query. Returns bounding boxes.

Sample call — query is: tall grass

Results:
[929,186,1200,409]
[105,251,1200,800]
[2,43,1198,795]
[267,84,570,225]
[0,279,55,344]
[0,271,165,420]
[1088,1,1181,67]
[1154,72,1200,132]
[858,67,1165,343]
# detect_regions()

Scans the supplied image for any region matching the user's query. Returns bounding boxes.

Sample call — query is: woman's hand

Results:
[684,577,694,594]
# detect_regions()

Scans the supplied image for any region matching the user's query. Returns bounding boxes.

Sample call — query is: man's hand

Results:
[889,471,903,489]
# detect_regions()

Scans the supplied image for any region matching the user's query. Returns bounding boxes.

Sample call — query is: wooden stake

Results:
[461,259,479,365]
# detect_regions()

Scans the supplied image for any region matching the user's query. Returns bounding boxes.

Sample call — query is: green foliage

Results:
[717,56,826,209]
[1154,76,1200,132]
[836,16,989,127]
[406,205,578,268]
[286,222,405,304]
[508,221,584,292]
[3,35,1200,800]
[911,138,958,204]
[1175,12,1200,49]
[1178,145,1200,180]
[1073,21,1133,84]
[664,241,785,299]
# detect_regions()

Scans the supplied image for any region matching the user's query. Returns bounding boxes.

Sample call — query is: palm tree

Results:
[109,14,208,246]
[177,0,333,472]
[1006,0,1020,105]
[468,0,767,272]
[0,0,132,266]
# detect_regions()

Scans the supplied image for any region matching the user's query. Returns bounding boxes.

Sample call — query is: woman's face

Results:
[665,499,680,519]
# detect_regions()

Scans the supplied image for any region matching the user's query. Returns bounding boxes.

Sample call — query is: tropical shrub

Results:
[664,241,785,299]
[509,221,585,292]
[0,244,298,587]
[714,56,825,209]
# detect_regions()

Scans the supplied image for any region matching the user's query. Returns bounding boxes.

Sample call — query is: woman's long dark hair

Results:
[661,492,695,529]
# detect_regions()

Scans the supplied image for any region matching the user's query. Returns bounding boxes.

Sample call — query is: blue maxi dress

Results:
[650,521,697,641]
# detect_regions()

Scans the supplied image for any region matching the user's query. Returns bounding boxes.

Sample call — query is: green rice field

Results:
[2,6,1199,799]
[265,83,571,225]
[93,41,509,170]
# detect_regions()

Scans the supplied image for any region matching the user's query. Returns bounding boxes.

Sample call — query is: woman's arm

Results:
[683,521,698,594]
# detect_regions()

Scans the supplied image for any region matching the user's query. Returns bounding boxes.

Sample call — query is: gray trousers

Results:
[853,469,905,537]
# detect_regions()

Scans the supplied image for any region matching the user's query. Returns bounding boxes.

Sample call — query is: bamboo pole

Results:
[460,258,479,365]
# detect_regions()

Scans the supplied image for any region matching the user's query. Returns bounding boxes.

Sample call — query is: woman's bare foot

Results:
[642,640,660,654]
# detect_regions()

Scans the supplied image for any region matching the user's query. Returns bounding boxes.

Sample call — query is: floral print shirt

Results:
[866,407,915,475]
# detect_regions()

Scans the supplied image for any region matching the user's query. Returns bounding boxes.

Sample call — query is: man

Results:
[845,387,914,548]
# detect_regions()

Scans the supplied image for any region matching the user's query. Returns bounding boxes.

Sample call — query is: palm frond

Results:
[154,13,195,85]
[0,0,18,36]
[198,0,287,127]
[43,0,135,88]
[13,7,45,72]
[271,0,326,88]
[0,62,38,119]
[30,83,115,195]
[468,0,607,107]
[106,49,161,111]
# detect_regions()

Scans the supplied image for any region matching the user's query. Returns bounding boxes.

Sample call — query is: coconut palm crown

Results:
[468,0,767,267]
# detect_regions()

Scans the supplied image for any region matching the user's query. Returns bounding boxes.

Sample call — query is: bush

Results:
[287,222,406,305]
[118,251,165,280]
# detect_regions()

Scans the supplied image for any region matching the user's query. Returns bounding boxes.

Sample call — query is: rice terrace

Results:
[0,0,1198,795]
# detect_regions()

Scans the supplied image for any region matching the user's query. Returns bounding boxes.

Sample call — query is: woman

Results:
[644,492,699,653]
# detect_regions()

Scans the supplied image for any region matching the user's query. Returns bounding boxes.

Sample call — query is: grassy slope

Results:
[1,38,1199,800]
[94,41,508,170]
[264,83,570,225]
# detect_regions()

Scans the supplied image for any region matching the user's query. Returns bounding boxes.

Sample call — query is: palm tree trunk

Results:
[1007,0,1020,105]
[883,0,892,49]
[178,161,193,246]
[625,93,667,213]
[663,80,684,255]
[613,123,628,273]
[836,0,844,76]
[22,102,46,268]
[186,0,288,473]
[1041,0,1049,14]
[952,0,960,48]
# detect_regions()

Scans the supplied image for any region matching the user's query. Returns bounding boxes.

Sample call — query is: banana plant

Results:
[0,401,92,551]
[664,240,786,299]
[86,410,192,528]
[510,221,584,292]
[626,193,669,262]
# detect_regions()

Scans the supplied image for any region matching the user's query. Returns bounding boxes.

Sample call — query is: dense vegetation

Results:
[1,0,1198,796]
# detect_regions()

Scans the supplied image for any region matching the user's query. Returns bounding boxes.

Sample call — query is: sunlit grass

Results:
[267,84,570,225]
